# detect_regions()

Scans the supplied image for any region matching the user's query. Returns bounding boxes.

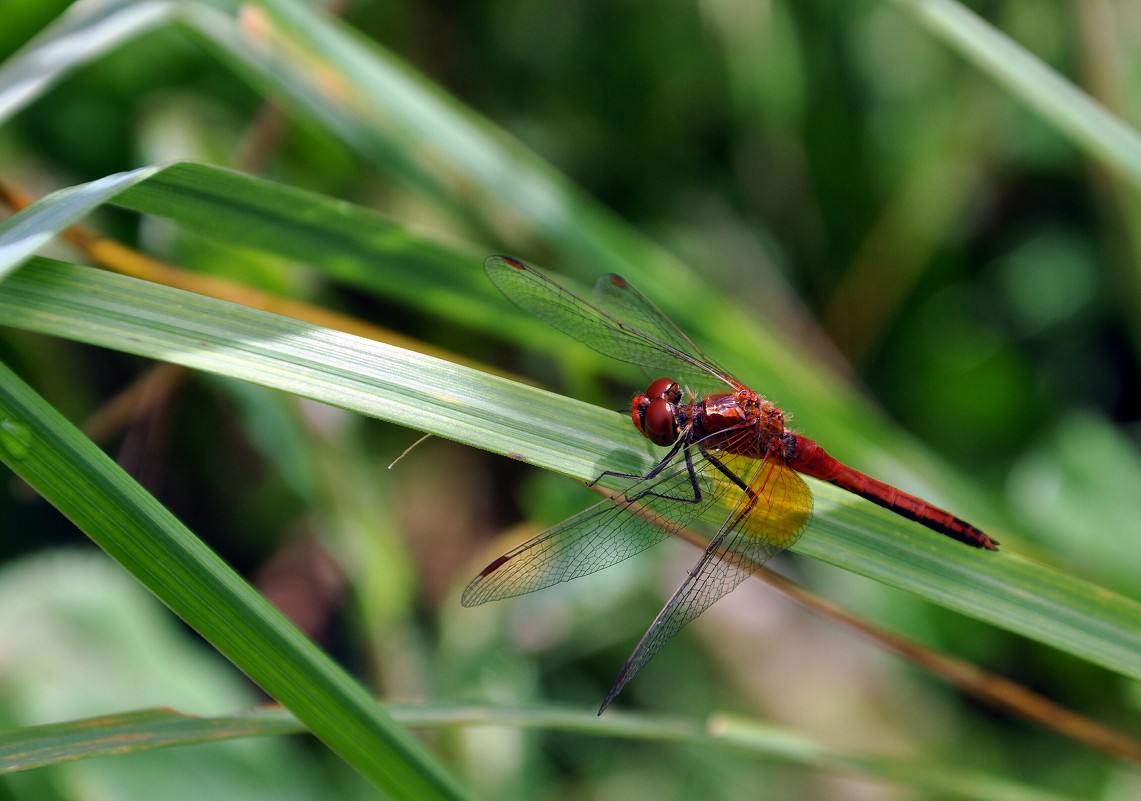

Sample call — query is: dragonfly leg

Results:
[586,438,685,487]
[587,437,706,505]
[623,445,705,505]
[698,444,752,494]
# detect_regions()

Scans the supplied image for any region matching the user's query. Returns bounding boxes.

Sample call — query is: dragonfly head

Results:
[632,378,682,447]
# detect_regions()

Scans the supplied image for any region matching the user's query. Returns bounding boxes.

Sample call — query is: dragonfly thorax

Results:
[632,376,793,462]
[695,389,788,459]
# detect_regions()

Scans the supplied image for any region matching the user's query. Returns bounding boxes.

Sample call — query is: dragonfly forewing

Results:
[463,459,694,606]
[485,256,729,397]
[462,440,776,607]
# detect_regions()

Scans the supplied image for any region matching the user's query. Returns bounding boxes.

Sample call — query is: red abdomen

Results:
[785,434,998,550]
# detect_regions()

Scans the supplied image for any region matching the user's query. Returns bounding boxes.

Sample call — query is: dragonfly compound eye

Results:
[645,377,682,403]
[642,397,679,446]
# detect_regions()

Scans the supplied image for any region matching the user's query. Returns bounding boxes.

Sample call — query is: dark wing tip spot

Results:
[480,554,510,576]
[495,255,527,270]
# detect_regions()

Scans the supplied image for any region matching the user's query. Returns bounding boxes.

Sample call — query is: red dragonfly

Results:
[463,255,998,713]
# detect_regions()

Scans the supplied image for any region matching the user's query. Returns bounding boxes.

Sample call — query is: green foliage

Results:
[1,1,1139,799]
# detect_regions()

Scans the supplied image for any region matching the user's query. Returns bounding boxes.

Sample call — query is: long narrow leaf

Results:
[0,258,1138,686]
[0,355,469,800]
[0,166,163,284]
[1,161,1009,534]
[890,0,1141,185]
[0,0,174,124]
[0,706,1081,801]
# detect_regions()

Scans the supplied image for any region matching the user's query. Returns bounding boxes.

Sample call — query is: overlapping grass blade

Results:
[0,354,471,799]
[0,256,1138,686]
[0,706,1082,801]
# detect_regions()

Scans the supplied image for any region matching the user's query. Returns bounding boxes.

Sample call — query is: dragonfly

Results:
[463,255,998,714]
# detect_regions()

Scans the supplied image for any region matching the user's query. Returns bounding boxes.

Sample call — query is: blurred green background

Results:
[2,0,1140,799]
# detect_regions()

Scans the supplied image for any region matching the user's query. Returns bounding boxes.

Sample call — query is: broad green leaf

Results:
[1,258,1139,686]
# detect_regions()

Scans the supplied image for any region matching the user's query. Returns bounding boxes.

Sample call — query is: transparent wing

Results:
[598,456,812,712]
[486,255,735,395]
[463,449,722,607]
[593,272,739,396]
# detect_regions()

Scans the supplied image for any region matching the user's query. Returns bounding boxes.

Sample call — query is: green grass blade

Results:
[7,161,1009,542]
[183,2,872,423]
[0,706,1081,801]
[104,162,492,322]
[8,0,1140,529]
[890,0,1141,185]
[3,167,1136,688]
[0,357,469,800]
[0,0,174,124]
[3,0,1015,533]
[0,165,164,284]
[1,258,1139,685]
[0,709,299,773]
